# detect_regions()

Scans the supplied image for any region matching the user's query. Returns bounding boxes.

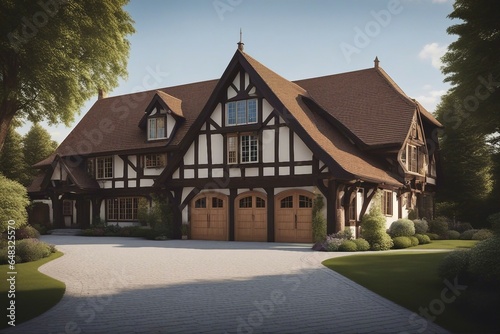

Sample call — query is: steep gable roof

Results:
[295,67,442,149]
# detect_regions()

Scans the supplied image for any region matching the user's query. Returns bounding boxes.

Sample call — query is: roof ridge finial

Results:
[237,28,244,52]
[374,56,380,69]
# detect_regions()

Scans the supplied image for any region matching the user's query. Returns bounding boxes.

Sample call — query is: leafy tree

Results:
[23,123,57,184]
[0,0,135,150]
[441,0,500,137]
[312,194,326,243]
[0,174,29,232]
[436,93,493,222]
[0,127,27,183]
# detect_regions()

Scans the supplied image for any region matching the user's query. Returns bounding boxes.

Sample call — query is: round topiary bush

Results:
[460,229,478,240]
[0,175,30,233]
[428,217,449,237]
[15,239,54,263]
[414,233,431,244]
[438,249,471,282]
[392,236,412,249]
[413,219,429,234]
[15,225,40,240]
[446,230,461,240]
[388,219,415,237]
[353,238,370,251]
[472,229,494,241]
[409,236,419,246]
[468,236,500,284]
[425,232,440,240]
[324,237,343,252]
[338,240,358,252]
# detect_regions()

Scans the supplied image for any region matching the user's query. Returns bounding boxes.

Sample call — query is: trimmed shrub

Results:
[472,229,494,241]
[409,236,419,246]
[338,240,357,252]
[15,225,40,240]
[438,249,470,282]
[324,237,343,252]
[335,228,353,240]
[392,236,412,249]
[0,175,30,233]
[468,236,500,284]
[32,223,49,235]
[414,233,431,244]
[388,219,415,237]
[425,232,440,240]
[312,195,327,243]
[487,212,500,233]
[413,219,429,234]
[353,238,370,251]
[446,230,461,240]
[448,221,473,233]
[428,217,449,237]
[460,229,478,240]
[361,192,393,251]
[16,239,55,263]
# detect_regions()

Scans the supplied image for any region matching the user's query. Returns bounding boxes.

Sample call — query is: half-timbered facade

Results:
[28,45,442,242]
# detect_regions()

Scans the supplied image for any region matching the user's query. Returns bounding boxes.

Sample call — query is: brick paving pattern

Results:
[4,236,448,333]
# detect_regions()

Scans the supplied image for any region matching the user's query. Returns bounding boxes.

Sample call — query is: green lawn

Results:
[322,241,495,333]
[412,239,478,249]
[1,252,65,329]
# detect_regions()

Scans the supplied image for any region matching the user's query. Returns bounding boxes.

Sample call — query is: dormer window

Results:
[226,98,258,126]
[148,116,166,140]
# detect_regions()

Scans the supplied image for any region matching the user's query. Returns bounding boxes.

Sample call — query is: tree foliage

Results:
[0,0,135,149]
[0,127,27,183]
[23,123,57,183]
[361,192,393,251]
[312,194,326,243]
[0,174,29,232]
[441,0,500,138]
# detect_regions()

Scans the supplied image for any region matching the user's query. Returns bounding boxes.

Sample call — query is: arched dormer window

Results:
[148,108,166,140]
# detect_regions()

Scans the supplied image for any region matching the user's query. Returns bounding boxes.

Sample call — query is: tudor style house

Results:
[28,44,442,242]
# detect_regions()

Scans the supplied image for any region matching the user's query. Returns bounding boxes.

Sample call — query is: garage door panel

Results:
[235,193,268,242]
[190,193,228,241]
[275,190,313,243]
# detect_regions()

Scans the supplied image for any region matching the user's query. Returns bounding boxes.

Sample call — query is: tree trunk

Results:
[0,112,16,153]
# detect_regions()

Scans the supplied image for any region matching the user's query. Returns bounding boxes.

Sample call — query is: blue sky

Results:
[19,0,457,142]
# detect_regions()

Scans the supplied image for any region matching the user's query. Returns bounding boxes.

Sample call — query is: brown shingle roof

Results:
[294,67,441,148]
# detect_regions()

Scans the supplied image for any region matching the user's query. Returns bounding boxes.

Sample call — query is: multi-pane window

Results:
[227,134,259,164]
[280,196,293,208]
[86,159,95,177]
[256,197,266,208]
[226,99,258,126]
[63,200,73,216]
[145,154,164,168]
[107,197,139,221]
[241,135,258,163]
[195,197,206,208]
[96,156,113,179]
[299,195,312,208]
[408,145,418,173]
[381,191,393,216]
[212,198,224,208]
[148,117,166,140]
[402,144,425,174]
[239,196,252,208]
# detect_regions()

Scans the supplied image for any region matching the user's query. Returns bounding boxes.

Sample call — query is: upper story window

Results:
[96,156,113,179]
[148,117,166,140]
[87,156,113,179]
[227,134,259,164]
[144,154,165,168]
[226,99,258,126]
[401,144,425,175]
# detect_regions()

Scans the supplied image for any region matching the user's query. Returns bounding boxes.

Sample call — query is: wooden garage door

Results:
[275,190,313,243]
[190,193,228,241]
[235,192,267,242]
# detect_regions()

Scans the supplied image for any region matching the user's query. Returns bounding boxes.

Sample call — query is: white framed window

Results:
[144,154,165,168]
[148,117,166,140]
[381,190,393,216]
[107,197,139,221]
[240,135,258,163]
[226,98,258,126]
[226,134,259,164]
[401,144,425,174]
[96,156,113,179]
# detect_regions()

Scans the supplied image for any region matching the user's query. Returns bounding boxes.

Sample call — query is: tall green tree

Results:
[0,127,27,183]
[0,0,135,150]
[23,123,58,184]
[436,93,493,222]
[441,0,500,137]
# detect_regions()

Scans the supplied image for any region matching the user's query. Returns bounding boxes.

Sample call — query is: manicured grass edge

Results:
[1,251,66,329]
